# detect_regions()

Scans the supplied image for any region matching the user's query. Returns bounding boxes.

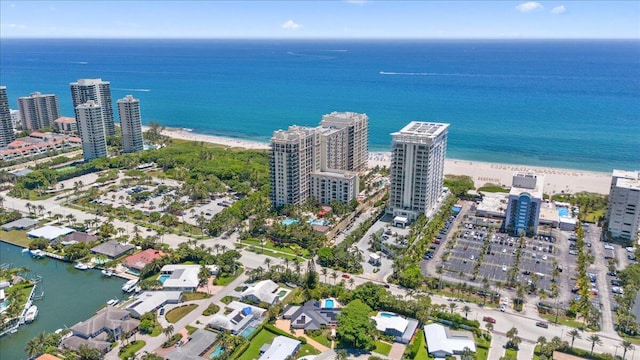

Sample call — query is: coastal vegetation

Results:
[165,304,198,323]
[551,192,608,225]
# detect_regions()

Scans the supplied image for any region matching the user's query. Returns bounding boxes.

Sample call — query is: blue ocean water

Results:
[1,39,638,172]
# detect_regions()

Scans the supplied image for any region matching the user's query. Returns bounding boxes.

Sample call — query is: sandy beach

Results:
[146,126,611,195]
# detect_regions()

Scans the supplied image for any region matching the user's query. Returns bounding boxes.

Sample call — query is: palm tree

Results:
[163,324,174,339]
[348,278,355,289]
[331,271,338,285]
[264,258,271,271]
[587,334,602,355]
[485,322,494,333]
[621,340,634,359]
[321,268,328,283]
[24,335,44,358]
[567,329,581,349]
[335,349,348,360]
[462,305,471,319]
[449,302,457,314]
[537,336,547,347]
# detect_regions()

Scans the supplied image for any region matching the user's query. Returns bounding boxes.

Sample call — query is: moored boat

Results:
[101,269,115,277]
[24,305,38,322]
[30,249,45,258]
[107,299,119,306]
[74,262,89,270]
[122,279,138,293]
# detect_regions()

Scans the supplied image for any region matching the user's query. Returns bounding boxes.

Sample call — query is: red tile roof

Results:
[123,249,167,270]
[54,116,76,124]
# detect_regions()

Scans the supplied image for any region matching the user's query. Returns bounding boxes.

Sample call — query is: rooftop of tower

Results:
[395,121,449,137]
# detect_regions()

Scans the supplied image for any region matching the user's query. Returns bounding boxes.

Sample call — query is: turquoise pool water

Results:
[158,275,170,283]
[558,207,569,217]
[240,321,260,338]
[308,218,328,226]
[281,219,300,226]
[0,300,9,312]
[209,345,224,359]
[380,312,397,318]
[324,299,335,309]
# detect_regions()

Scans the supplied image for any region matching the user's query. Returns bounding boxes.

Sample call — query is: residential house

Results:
[61,231,98,245]
[370,312,419,344]
[90,240,134,259]
[126,291,182,318]
[62,306,139,353]
[258,336,301,360]
[423,323,476,358]
[166,329,218,360]
[208,301,266,335]
[240,279,280,306]
[285,300,341,331]
[122,249,167,272]
[160,264,218,292]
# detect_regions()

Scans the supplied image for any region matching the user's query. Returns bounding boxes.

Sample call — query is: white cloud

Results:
[551,5,566,14]
[516,2,544,13]
[281,20,301,30]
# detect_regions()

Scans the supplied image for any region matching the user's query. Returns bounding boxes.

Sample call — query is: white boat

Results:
[21,248,30,253]
[122,279,138,293]
[107,299,119,306]
[74,262,89,270]
[30,249,45,258]
[101,269,115,277]
[24,305,38,322]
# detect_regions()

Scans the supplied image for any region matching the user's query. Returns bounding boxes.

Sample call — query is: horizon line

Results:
[1,37,639,41]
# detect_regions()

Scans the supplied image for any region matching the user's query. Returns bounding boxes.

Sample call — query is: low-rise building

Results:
[90,240,134,259]
[240,280,280,306]
[160,264,218,292]
[127,291,182,318]
[370,312,419,344]
[208,301,266,335]
[258,336,301,360]
[122,249,167,272]
[62,306,139,353]
[423,323,476,358]
[0,132,81,162]
[54,116,77,133]
[284,299,341,331]
[27,225,75,241]
[1,218,39,231]
[61,231,98,245]
[166,329,218,360]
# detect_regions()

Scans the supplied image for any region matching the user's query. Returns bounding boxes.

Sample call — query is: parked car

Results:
[159,307,165,315]
[500,304,506,312]
[536,321,549,328]
[483,316,497,324]
[341,274,350,279]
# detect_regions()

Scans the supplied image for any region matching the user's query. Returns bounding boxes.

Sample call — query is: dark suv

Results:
[536,321,549,328]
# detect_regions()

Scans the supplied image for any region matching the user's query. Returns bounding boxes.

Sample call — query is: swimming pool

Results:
[158,275,170,284]
[380,312,398,318]
[308,218,328,226]
[281,219,300,226]
[558,207,569,218]
[240,320,260,338]
[0,300,9,312]
[324,299,335,309]
[209,345,224,359]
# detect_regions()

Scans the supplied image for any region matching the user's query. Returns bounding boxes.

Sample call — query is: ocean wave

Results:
[70,61,88,65]
[112,88,151,92]
[378,70,606,81]
[286,51,335,60]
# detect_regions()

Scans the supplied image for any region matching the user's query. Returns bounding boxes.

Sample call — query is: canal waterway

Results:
[0,241,126,360]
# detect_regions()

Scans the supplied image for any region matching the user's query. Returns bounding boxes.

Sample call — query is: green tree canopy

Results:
[336,299,376,351]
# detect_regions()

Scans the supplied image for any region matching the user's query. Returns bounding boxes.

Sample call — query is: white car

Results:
[604,244,614,250]
[502,248,507,253]
[502,265,507,272]
[470,255,475,260]
[502,298,510,305]
[542,255,548,261]
[500,304,506,312]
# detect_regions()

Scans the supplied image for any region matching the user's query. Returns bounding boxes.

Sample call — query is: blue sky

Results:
[1,1,638,39]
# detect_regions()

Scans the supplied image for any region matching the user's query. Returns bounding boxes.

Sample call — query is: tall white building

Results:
[70,79,115,137]
[319,112,368,172]
[504,173,544,235]
[0,86,16,148]
[117,95,143,153]
[606,170,640,242]
[270,126,321,207]
[76,100,107,161]
[18,92,60,130]
[388,121,449,223]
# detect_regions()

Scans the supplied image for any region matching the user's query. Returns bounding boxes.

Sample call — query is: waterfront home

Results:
[370,312,419,344]
[1,217,39,231]
[284,299,341,331]
[258,336,301,360]
[240,279,280,306]
[122,249,167,272]
[90,240,134,259]
[159,264,218,292]
[62,306,140,353]
[423,323,476,358]
[126,291,182,318]
[27,225,74,241]
[208,301,266,335]
[35,354,64,360]
[166,329,218,360]
[61,231,98,245]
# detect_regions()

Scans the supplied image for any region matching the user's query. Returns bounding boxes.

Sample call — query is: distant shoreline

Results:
[146,126,612,195]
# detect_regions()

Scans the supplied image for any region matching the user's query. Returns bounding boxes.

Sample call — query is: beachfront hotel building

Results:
[70,78,115,137]
[0,86,16,148]
[388,121,449,223]
[319,112,369,172]
[17,92,60,130]
[504,173,544,235]
[76,100,108,161]
[606,170,640,242]
[270,112,367,208]
[270,126,321,207]
[117,95,144,153]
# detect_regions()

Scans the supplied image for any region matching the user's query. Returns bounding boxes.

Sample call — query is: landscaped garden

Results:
[165,304,198,323]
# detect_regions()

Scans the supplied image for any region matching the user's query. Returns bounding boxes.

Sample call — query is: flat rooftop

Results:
[510,172,544,199]
[271,126,317,143]
[394,121,449,137]
[616,177,640,191]
[612,169,640,180]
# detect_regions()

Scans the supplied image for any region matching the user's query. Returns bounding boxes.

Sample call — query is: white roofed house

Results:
[370,312,419,344]
[62,307,139,353]
[160,264,218,292]
[240,279,280,306]
[423,323,476,358]
[208,301,266,335]
[126,291,183,318]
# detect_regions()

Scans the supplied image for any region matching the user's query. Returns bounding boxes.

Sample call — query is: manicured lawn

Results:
[220,296,236,305]
[477,184,509,193]
[406,329,430,360]
[474,334,490,360]
[237,328,277,360]
[244,246,300,261]
[505,348,518,358]
[215,268,244,286]
[165,304,198,323]
[0,230,32,247]
[308,331,331,348]
[539,313,585,329]
[119,340,146,359]
[150,323,162,337]
[242,237,311,258]
[296,344,320,358]
[182,292,211,301]
[374,340,392,356]
[186,325,198,335]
